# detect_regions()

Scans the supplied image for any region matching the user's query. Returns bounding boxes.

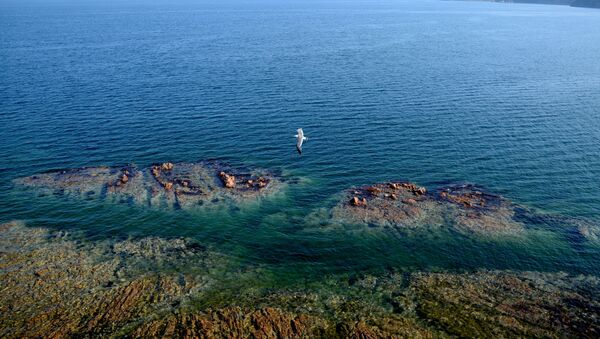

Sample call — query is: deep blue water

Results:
[1,0,600,281]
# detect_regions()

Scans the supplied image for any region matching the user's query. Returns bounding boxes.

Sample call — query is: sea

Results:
[1,0,600,286]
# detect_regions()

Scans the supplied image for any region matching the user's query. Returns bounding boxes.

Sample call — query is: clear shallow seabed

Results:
[1,0,600,309]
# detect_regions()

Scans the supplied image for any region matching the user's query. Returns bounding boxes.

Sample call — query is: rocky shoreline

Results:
[1,220,599,337]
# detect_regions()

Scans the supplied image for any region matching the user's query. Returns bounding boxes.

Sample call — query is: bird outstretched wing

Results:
[296,128,304,154]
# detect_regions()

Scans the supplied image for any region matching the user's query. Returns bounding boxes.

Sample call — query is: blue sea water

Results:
[1,0,600,281]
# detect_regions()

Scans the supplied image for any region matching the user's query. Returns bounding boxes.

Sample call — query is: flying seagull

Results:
[294,128,308,154]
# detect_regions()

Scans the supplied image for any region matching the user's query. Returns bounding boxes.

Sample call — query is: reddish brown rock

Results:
[403,198,417,205]
[257,177,268,188]
[366,186,381,196]
[130,307,330,338]
[219,171,236,188]
[350,196,368,207]
[440,188,487,208]
[161,162,174,171]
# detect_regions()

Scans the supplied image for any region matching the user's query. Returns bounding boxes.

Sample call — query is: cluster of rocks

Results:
[14,159,600,242]
[218,170,269,190]
[15,161,280,210]
[329,180,600,243]
[330,182,526,236]
[349,182,427,207]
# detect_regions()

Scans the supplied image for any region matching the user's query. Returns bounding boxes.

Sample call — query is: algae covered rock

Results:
[130,307,328,338]
[2,221,600,337]
[404,270,600,338]
[0,221,219,338]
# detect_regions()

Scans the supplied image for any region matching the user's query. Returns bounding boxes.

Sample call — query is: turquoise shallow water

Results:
[1,0,600,281]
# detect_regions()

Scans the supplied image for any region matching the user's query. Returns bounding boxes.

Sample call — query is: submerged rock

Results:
[404,270,600,338]
[130,307,328,338]
[0,221,220,338]
[331,181,443,231]
[578,222,600,243]
[1,221,599,337]
[15,161,281,210]
[113,236,206,260]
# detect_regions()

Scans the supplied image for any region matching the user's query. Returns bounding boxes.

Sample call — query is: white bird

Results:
[294,128,308,154]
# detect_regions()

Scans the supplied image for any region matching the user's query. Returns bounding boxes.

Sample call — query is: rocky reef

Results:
[15,161,281,210]
[2,220,599,337]
[404,270,600,337]
[0,220,228,338]
[330,182,525,237]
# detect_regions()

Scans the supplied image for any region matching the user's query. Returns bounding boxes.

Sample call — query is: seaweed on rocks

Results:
[1,221,599,337]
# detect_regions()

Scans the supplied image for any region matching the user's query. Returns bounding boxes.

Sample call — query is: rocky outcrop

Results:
[331,182,524,236]
[15,160,280,210]
[219,171,236,188]
[350,196,368,207]
[161,162,174,171]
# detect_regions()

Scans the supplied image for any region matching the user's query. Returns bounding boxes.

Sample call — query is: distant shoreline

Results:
[455,0,600,9]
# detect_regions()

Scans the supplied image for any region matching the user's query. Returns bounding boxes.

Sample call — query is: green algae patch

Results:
[408,271,600,337]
